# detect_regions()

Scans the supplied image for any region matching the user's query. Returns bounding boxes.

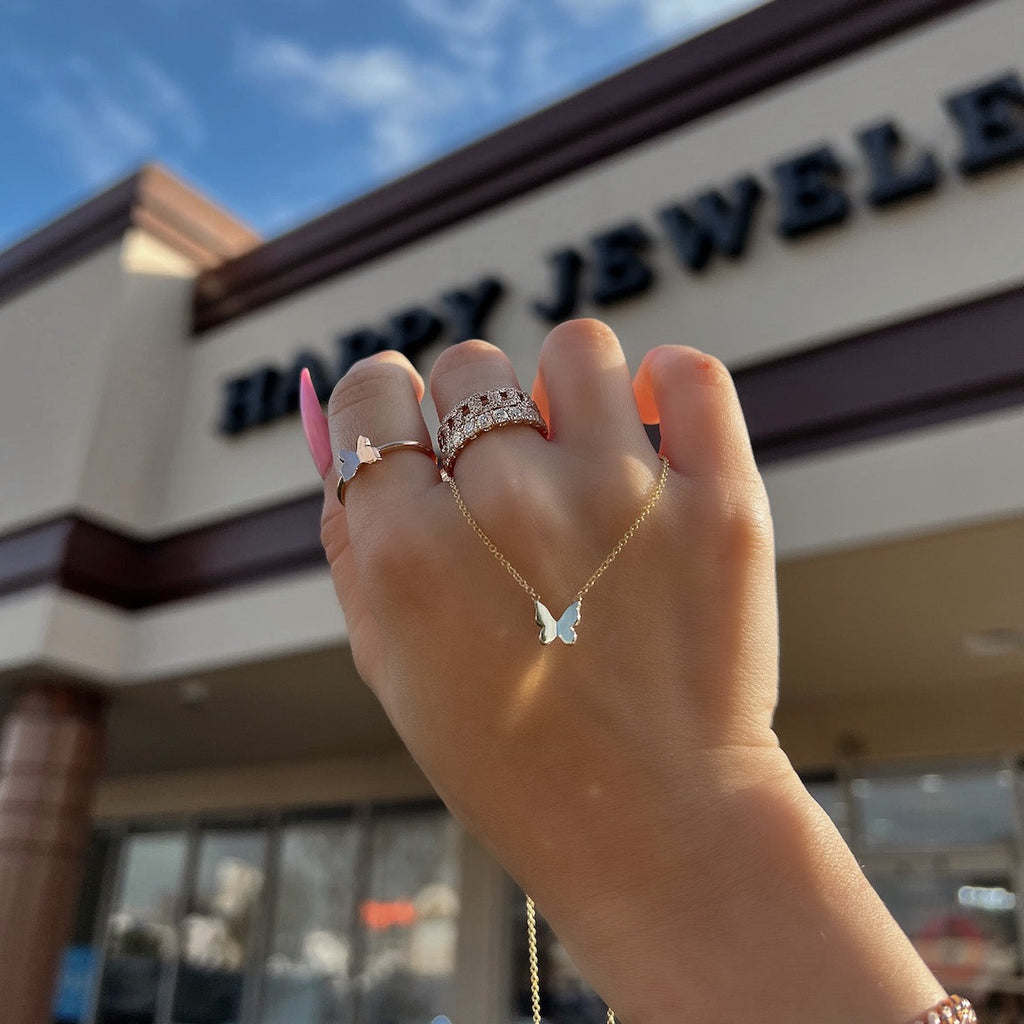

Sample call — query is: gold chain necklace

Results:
[527,895,615,1024]
[442,455,670,646]
[443,455,670,1022]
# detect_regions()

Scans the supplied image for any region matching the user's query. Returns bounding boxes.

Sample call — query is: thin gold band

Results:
[335,438,436,504]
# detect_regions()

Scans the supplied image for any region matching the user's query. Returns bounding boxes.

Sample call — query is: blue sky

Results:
[0,0,762,251]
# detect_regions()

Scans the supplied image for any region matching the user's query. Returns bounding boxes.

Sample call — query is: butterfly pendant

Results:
[534,599,581,645]
[337,434,382,482]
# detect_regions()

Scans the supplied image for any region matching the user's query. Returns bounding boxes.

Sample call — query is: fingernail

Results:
[299,368,333,478]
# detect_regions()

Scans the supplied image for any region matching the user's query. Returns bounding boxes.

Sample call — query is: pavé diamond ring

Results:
[436,388,549,475]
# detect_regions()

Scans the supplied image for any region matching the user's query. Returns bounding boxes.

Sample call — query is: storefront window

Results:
[870,857,1020,991]
[260,816,362,1024]
[356,809,461,1024]
[66,804,460,1024]
[95,831,188,1024]
[171,828,267,1024]
[852,767,1016,848]
[852,764,1022,1002]
[53,830,114,1024]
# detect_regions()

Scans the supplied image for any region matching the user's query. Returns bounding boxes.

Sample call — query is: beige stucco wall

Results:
[0,569,346,685]
[0,229,199,536]
[75,230,199,532]
[0,242,124,534]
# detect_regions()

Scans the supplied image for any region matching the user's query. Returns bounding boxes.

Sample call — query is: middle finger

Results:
[430,340,550,481]
[535,319,653,455]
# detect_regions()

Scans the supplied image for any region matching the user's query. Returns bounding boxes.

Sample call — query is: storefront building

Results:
[1,0,1023,1020]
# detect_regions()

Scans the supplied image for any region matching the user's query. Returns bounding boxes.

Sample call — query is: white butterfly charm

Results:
[534,599,581,645]
[337,434,382,482]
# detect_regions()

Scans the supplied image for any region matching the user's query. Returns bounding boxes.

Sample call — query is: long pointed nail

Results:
[299,368,333,478]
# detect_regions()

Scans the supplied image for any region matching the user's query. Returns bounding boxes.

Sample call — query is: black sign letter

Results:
[590,222,654,305]
[389,307,443,360]
[269,351,333,420]
[533,248,584,323]
[219,366,281,435]
[946,72,1024,176]
[774,146,850,239]
[336,328,390,378]
[858,121,940,207]
[441,277,505,342]
[658,175,764,271]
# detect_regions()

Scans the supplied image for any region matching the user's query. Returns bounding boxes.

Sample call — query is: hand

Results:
[302,319,945,1023]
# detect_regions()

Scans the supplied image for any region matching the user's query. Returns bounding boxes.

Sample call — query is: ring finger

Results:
[326,351,438,523]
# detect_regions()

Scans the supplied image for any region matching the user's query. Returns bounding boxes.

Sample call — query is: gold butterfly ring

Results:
[335,435,437,504]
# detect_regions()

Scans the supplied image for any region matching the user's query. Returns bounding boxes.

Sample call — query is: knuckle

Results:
[430,339,506,387]
[603,455,665,524]
[688,475,774,556]
[716,490,776,561]
[328,361,408,425]
[320,507,347,565]
[465,463,567,545]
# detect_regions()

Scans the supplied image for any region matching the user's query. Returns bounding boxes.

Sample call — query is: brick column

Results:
[0,686,106,1024]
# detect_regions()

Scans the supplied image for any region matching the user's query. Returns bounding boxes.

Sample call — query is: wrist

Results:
[546,759,946,1024]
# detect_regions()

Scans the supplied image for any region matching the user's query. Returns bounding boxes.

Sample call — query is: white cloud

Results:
[552,0,761,36]
[402,0,514,39]
[399,0,564,108]
[641,0,763,34]
[10,50,203,187]
[125,52,204,149]
[516,9,571,98]
[233,32,471,174]
[28,61,156,184]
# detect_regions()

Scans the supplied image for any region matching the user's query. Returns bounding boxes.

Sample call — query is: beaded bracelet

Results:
[911,995,977,1024]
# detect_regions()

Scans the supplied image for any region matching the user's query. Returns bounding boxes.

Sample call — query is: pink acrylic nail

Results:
[299,368,333,478]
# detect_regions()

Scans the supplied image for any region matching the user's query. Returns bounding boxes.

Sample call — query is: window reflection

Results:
[844,764,1022,1004]
[853,768,1015,848]
[172,829,266,1024]
[357,810,461,1024]
[870,862,1020,990]
[96,832,187,1024]
[260,818,362,1024]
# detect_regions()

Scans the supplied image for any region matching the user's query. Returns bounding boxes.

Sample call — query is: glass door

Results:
[93,831,188,1024]
[170,827,268,1024]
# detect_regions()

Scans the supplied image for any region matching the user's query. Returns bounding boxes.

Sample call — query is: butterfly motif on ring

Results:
[337,435,382,483]
[534,599,581,645]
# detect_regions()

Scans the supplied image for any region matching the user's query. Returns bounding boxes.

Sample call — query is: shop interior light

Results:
[962,628,1024,657]
[957,885,1016,912]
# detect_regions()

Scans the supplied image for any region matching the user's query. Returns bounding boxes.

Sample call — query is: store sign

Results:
[220,70,1024,435]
